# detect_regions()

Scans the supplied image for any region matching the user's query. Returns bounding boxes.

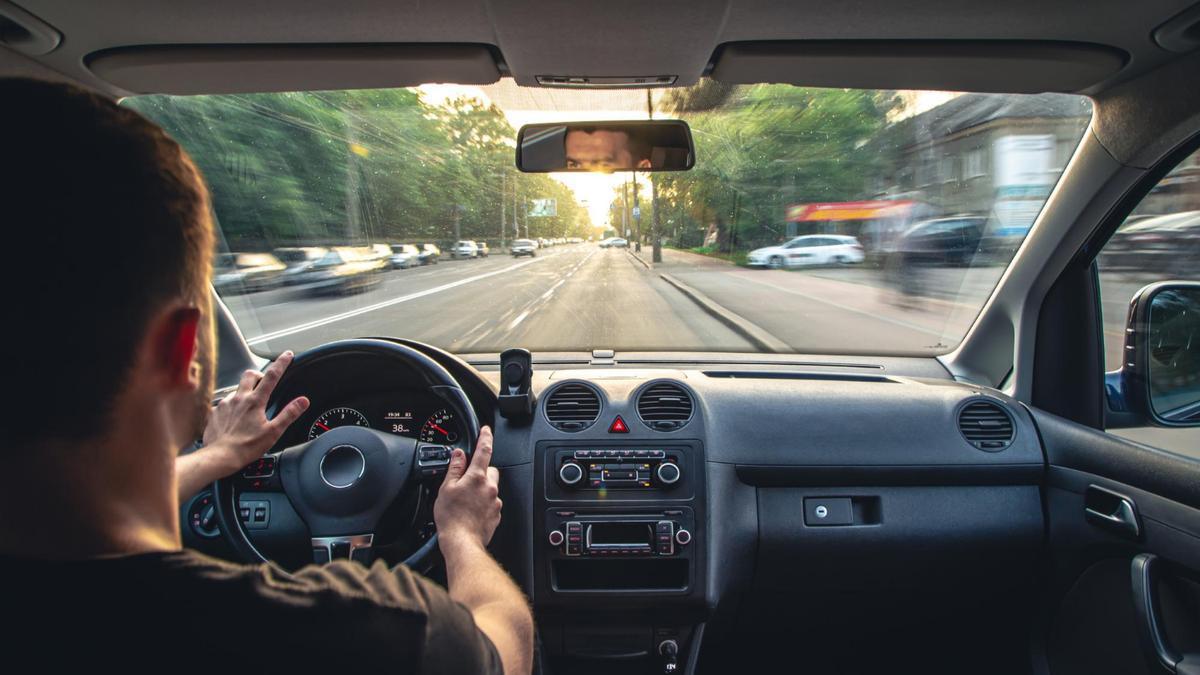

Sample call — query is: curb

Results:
[658,273,791,353]
[626,249,651,269]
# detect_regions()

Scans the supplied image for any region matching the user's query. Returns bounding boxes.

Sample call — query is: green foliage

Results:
[125,90,590,250]
[652,84,899,253]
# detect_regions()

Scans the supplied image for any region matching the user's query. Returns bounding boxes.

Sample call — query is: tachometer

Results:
[420,409,461,446]
[308,407,369,440]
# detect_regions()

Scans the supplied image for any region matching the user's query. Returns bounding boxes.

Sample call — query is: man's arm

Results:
[177,351,309,501]
[434,427,534,675]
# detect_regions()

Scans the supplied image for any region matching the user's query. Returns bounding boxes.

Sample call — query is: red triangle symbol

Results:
[609,415,629,433]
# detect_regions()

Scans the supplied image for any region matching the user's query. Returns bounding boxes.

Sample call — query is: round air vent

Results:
[958,400,1015,451]
[543,383,601,432]
[636,381,694,431]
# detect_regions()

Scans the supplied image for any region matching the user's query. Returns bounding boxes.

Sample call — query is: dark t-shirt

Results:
[1,548,502,672]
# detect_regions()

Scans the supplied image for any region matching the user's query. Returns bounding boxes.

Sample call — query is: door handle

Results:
[1131,553,1200,675]
[1084,485,1141,539]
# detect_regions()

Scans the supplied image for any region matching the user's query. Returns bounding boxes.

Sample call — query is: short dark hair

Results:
[1,78,213,447]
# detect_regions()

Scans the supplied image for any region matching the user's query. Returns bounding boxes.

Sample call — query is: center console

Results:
[534,440,707,674]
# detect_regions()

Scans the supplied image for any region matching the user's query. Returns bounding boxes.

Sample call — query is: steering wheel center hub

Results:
[320,444,366,488]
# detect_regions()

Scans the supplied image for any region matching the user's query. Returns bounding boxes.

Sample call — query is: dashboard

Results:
[181,343,1049,675]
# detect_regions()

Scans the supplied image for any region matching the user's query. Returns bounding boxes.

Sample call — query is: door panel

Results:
[1033,408,1200,675]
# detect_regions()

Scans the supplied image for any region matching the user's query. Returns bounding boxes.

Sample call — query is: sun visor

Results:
[86,44,502,95]
[710,41,1127,93]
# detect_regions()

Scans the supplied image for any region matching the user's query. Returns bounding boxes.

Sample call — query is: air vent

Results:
[637,382,694,431]
[958,401,1015,450]
[544,383,601,431]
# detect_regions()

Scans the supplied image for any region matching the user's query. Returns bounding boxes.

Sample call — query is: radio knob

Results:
[675,528,692,546]
[548,530,564,547]
[656,461,681,485]
[559,462,584,486]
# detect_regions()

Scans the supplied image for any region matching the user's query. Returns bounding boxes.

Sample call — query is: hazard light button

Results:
[608,415,630,433]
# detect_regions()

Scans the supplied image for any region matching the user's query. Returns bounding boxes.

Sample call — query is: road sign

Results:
[529,199,557,217]
[632,206,641,219]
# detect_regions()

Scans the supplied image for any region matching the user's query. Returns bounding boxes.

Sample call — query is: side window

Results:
[1098,146,1200,456]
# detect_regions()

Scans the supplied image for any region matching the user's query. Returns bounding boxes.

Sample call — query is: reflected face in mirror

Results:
[564,129,652,172]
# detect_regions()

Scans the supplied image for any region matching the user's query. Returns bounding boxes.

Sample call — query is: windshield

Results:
[125,81,1091,357]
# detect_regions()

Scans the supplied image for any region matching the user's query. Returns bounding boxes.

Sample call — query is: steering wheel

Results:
[213,339,480,569]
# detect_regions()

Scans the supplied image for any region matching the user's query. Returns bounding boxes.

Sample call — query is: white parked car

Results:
[451,240,479,259]
[747,235,865,268]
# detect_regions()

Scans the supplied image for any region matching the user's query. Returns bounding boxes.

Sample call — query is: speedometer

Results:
[308,407,369,440]
[420,409,461,446]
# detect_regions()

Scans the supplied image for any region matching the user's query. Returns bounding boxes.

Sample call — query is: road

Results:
[227,243,1164,363]
[223,244,755,355]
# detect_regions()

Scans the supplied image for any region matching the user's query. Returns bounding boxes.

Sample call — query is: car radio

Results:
[554,449,683,490]
[546,510,694,557]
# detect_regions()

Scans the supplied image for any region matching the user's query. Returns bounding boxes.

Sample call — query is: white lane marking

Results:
[247,254,557,345]
[508,310,531,330]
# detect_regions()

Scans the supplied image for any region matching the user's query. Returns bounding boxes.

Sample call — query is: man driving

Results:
[565,127,653,171]
[0,77,533,672]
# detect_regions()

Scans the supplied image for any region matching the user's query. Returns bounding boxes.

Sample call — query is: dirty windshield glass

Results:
[125,81,1092,357]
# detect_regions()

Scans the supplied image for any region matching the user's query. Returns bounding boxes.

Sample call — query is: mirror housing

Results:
[1106,281,1200,428]
[516,120,694,173]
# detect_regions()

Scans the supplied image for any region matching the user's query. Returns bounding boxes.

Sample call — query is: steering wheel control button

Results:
[241,455,277,479]
[804,497,854,526]
[320,444,366,489]
[559,462,584,485]
[548,530,565,547]
[656,461,682,485]
[675,528,692,546]
[417,444,453,479]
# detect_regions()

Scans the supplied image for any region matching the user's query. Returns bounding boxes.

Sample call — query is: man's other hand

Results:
[200,351,310,474]
[433,427,502,553]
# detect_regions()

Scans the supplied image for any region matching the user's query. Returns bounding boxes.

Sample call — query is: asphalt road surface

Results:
[225,244,755,356]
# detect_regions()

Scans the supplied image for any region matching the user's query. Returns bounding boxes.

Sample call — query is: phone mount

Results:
[497,348,536,423]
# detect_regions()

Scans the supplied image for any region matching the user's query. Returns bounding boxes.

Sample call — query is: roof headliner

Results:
[2,0,1197,96]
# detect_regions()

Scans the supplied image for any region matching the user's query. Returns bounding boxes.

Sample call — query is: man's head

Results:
[2,78,216,455]
[565,128,652,172]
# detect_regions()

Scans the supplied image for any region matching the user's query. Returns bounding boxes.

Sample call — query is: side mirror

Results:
[516,120,694,173]
[1107,281,1200,427]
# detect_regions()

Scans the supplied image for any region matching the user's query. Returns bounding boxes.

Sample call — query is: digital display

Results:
[588,522,653,546]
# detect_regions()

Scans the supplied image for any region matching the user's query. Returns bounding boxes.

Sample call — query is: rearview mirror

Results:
[516,120,694,173]
[1107,281,1200,427]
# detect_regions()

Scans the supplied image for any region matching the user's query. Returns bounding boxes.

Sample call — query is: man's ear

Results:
[149,305,201,389]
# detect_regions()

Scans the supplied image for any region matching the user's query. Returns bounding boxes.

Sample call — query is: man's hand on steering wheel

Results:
[177,352,309,500]
[433,426,501,554]
[203,351,311,472]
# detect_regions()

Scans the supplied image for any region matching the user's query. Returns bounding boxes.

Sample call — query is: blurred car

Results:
[1100,210,1200,274]
[895,217,986,266]
[747,235,864,268]
[599,237,629,248]
[367,244,393,264]
[389,244,421,269]
[212,252,287,294]
[418,243,440,265]
[477,242,490,257]
[511,239,537,257]
[274,246,328,285]
[304,247,386,295]
[451,240,479,259]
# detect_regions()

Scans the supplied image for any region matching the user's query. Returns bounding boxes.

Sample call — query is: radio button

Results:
[559,462,584,486]
[548,530,564,547]
[656,462,682,485]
